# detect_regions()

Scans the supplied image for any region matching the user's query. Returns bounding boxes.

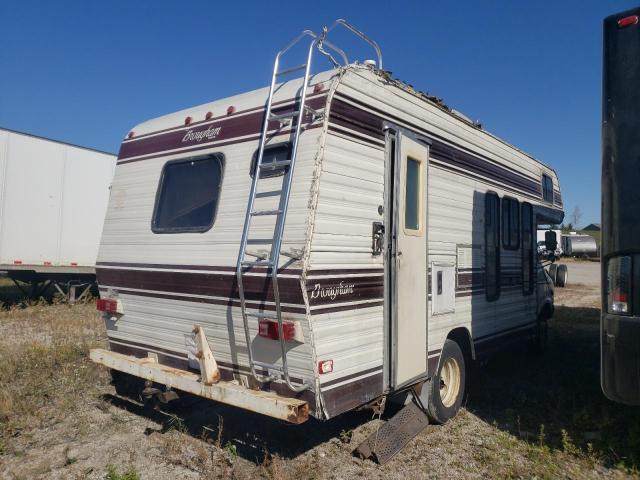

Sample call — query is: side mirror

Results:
[545,230,558,252]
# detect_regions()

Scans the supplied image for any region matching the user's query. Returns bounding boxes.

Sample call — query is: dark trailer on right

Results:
[601,6,640,405]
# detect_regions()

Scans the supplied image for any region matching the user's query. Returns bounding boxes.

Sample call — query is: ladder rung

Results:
[244,250,268,259]
[246,311,278,320]
[304,105,322,118]
[259,160,291,169]
[251,209,282,216]
[280,251,302,260]
[269,111,297,122]
[275,63,307,76]
[253,360,283,372]
[256,190,282,199]
[241,260,273,267]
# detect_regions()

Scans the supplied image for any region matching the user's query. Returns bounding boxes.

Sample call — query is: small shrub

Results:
[224,441,237,457]
[560,429,579,456]
[105,464,141,480]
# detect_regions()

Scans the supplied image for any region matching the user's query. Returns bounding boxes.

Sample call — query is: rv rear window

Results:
[250,143,291,179]
[152,154,224,233]
[542,174,553,203]
[501,197,520,250]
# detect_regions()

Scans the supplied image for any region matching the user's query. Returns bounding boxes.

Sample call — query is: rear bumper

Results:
[89,348,309,424]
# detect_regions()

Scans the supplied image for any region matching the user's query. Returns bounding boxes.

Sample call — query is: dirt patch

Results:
[1,289,639,479]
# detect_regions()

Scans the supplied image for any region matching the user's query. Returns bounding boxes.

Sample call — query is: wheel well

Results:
[446,327,474,362]
[539,302,554,321]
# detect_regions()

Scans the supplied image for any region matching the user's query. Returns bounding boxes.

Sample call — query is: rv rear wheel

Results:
[425,339,466,424]
[548,264,558,285]
[555,264,568,287]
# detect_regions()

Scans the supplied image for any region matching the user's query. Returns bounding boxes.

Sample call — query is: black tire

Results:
[555,264,568,287]
[529,316,549,354]
[424,339,466,424]
[111,370,144,399]
[548,264,558,285]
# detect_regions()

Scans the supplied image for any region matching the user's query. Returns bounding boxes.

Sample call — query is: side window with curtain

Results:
[485,192,500,301]
[521,202,534,295]
[501,197,520,250]
[542,174,554,203]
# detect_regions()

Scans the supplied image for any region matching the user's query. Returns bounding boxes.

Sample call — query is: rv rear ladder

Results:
[235,30,320,393]
[235,20,383,393]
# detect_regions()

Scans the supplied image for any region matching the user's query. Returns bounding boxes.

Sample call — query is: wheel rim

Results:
[439,357,461,408]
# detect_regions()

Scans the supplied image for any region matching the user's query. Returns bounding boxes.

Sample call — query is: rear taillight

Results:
[607,256,632,314]
[97,298,120,314]
[258,319,301,342]
[618,15,639,28]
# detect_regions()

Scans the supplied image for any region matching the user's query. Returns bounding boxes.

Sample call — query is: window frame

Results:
[249,142,291,179]
[402,155,425,236]
[501,196,521,250]
[521,202,534,295]
[151,153,225,234]
[485,191,501,302]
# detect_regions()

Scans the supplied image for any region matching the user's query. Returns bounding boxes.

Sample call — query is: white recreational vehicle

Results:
[90,21,564,448]
[0,128,116,300]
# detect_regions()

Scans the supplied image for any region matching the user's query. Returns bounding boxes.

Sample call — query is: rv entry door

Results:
[387,129,430,388]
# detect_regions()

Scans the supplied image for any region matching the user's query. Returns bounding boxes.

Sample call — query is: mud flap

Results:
[355,400,429,464]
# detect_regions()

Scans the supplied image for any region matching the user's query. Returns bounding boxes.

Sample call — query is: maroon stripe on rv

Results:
[101,287,384,315]
[97,267,304,304]
[554,191,563,206]
[96,261,384,277]
[331,95,544,198]
[99,287,308,314]
[123,91,328,142]
[306,276,384,306]
[97,266,384,303]
[117,95,327,162]
[321,371,384,418]
[320,365,383,388]
[327,125,384,149]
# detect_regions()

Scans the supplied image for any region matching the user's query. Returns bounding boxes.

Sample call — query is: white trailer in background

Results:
[562,233,598,258]
[0,128,116,300]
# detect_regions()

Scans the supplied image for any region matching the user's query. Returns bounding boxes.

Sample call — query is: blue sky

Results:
[1,1,637,226]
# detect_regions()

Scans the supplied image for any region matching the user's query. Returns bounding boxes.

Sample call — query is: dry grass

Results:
[0,300,109,447]
[0,284,639,479]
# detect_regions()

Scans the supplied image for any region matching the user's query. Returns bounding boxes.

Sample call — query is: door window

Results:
[404,156,423,233]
